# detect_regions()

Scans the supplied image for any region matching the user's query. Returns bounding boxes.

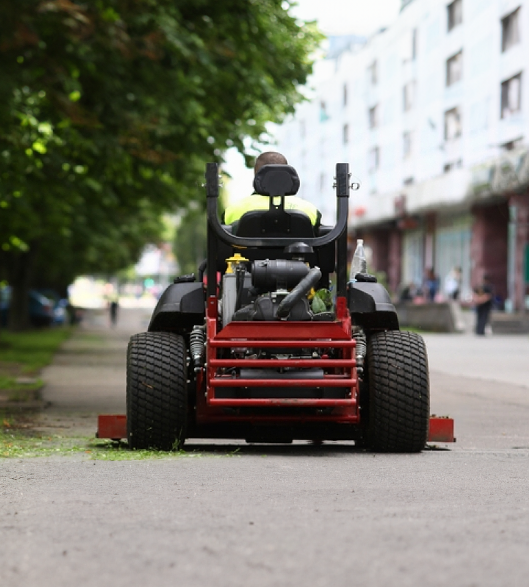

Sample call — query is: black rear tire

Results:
[365,330,429,452]
[126,331,188,450]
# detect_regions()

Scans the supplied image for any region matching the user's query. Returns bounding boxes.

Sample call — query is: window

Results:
[368,61,378,85]
[444,107,462,140]
[403,81,415,111]
[402,29,418,62]
[343,123,349,144]
[368,147,380,172]
[446,51,463,86]
[501,73,522,118]
[403,131,413,158]
[368,105,379,129]
[343,83,348,106]
[447,0,462,32]
[502,8,520,52]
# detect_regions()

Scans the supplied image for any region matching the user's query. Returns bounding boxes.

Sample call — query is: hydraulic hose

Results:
[276,267,322,319]
[234,266,245,313]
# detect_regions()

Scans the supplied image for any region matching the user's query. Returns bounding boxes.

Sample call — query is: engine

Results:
[221,256,333,326]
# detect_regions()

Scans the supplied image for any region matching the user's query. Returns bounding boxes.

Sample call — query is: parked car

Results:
[0,287,55,327]
[52,298,70,325]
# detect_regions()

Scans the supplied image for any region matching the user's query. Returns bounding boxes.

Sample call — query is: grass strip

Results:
[0,327,73,374]
[0,327,73,401]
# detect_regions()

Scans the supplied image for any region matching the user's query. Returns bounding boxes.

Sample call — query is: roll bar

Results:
[205,162,350,248]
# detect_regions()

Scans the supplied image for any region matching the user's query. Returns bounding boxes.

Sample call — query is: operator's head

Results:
[254,151,287,174]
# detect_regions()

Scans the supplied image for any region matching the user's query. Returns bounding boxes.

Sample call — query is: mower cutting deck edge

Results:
[111,162,446,452]
[97,414,456,444]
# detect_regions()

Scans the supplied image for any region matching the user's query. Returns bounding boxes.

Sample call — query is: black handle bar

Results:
[205,162,350,248]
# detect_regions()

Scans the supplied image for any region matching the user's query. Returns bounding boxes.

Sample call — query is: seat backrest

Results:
[235,164,312,240]
[236,208,315,240]
[253,164,300,196]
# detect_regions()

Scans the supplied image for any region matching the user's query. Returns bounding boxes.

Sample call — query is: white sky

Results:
[290,0,401,36]
[224,0,402,204]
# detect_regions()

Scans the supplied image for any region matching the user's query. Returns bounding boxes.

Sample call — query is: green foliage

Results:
[0,0,322,317]
[174,205,208,275]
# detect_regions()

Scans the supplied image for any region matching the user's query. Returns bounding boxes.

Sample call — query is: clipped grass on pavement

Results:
[0,414,242,460]
[0,418,206,460]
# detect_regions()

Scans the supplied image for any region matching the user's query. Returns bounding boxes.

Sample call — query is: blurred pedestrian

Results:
[472,274,494,336]
[444,266,462,300]
[424,268,439,302]
[109,297,119,327]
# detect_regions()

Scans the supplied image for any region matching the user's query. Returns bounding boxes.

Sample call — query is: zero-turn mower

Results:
[122,162,437,452]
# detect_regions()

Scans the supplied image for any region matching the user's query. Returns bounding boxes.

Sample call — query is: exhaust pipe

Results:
[276,267,322,319]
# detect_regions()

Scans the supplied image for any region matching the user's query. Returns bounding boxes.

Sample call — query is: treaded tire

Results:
[366,330,429,452]
[126,332,188,450]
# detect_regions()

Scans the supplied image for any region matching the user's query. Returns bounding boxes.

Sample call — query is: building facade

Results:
[274,0,529,312]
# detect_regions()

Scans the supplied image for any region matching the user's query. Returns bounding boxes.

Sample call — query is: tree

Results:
[0,0,322,329]
[174,205,208,276]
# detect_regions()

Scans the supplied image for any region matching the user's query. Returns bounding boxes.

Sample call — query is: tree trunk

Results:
[5,247,37,332]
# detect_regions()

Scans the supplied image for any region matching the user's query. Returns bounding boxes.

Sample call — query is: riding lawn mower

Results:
[98,163,454,451]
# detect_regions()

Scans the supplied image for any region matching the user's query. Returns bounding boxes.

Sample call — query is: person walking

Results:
[423,268,440,302]
[473,274,494,335]
[109,297,119,328]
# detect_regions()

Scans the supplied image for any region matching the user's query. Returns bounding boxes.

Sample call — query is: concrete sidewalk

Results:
[422,331,529,390]
[37,306,153,436]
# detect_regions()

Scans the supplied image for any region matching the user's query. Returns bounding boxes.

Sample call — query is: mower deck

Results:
[97,414,455,444]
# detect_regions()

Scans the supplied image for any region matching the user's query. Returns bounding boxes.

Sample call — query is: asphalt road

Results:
[1,307,529,587]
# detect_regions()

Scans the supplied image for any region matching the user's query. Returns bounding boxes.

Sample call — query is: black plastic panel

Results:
[148,282,205,332]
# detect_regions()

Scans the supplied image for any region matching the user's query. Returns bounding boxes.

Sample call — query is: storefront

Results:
[435,214,473,300]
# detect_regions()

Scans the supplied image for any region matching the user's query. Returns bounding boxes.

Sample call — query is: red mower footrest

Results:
[210,358,355,368]
[210,377,356,388]
[210,339,356,348]
[207,397,356,407]
[97,414,127,440]
[428,417,455,442]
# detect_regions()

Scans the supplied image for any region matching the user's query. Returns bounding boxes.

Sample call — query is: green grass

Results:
[0,327,73,374]
[0,376,44,401]
[0,327,72,401]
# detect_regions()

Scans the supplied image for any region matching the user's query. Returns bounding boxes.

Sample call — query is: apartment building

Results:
[275,0,529,312]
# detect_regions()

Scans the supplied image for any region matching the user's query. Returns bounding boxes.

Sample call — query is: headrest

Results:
[253,164,300,196]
